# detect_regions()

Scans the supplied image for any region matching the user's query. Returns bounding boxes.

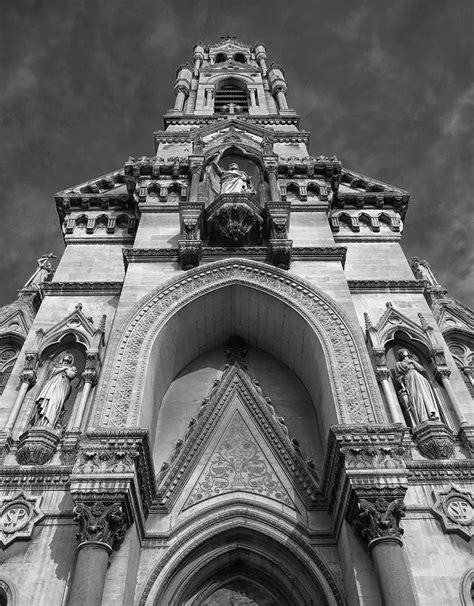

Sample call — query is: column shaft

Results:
[249,89,257,107]
[190,169,202,202]
[267,171,280,201]
[371,538,417,606]
[5,381,29,432]
[381,378,405,424]
[68,381,92,431]
[68,543,110,606]
[276,90,288,110]
[174,89,186,111]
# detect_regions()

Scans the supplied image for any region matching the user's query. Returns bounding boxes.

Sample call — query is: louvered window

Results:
[214,84,249,113]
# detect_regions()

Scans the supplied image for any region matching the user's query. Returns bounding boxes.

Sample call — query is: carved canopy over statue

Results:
[34,353,77,428]
[211,151,253,194]
[396,348,440,426]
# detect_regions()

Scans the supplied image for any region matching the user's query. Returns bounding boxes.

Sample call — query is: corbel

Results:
[86,218,95,234]
[127,217,137,234]
[330,216,340,232]
[65,218,76,234]
[106,217,116,234]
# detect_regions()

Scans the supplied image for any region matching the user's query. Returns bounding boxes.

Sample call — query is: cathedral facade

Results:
[0,38,472,606]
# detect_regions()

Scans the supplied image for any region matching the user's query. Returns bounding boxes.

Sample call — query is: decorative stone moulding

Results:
[0,490,44,547]
[16,427,61,465]
[413,420,455,460]
[432,484,473,541]
[206,193,263,246]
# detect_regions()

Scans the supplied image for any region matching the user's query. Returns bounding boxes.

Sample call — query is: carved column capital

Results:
[375,368,391,382]
[19,352,38,387]
[352,496,406,548]
[434,367,451,381]
[82,352,100,386]
[73,499,128,552]
[190,163,204,176]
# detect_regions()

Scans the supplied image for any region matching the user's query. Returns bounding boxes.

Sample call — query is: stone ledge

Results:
[42,282,123,296]
[334,235,401,243]
[347,279,425,293]
[123,246,347,266]
[407,459,474,483]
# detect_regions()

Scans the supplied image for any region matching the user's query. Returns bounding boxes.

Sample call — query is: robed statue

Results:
[396,348,440,426]
[34,354,77,428]
[211,151,253,194]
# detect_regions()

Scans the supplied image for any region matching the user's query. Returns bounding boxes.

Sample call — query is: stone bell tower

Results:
[0,37,472,606]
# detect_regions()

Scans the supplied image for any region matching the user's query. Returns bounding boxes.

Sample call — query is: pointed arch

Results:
[137,506,345,606]
[93,259,382,431]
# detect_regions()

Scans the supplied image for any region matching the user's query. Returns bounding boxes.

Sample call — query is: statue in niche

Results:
[395,348,440,426]
[34,353,77,429]
[211,150,253,194]
[23,253,56,289]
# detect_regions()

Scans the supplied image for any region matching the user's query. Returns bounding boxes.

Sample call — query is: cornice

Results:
[64,236,135,245]
[334,235,401,243]
[290,203,329,212]
[347,279,425,294]
[0,465,72,489]
[122,246,347,266]
[292,247,346,264]
[42,282,123,296]
[163,115,301,128]
[407,459,474,483]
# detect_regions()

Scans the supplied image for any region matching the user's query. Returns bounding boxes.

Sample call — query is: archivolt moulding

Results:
[94,259,382,428]
[138,508,344,606]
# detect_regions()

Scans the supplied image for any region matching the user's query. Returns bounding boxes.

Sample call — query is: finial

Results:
[75,302,83,312]
[364,312,373,330]
[99,314,107,332]
[385,301,393,309]
[418,313,431,331]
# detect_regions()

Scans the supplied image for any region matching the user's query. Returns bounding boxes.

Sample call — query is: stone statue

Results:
[34,354,77,428]
[211,151,253,194]
[410,257,437,285]
[24,253,56,289]
[396,349,440,425]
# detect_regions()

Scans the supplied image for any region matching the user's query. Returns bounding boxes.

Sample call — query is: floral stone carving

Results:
[73,500,128,550]
[432,484,473,541]
[353,497,406,546]
[413,420,455,460]
[185,411,293,509]
[16,427,61,465]
[0,490,44,547]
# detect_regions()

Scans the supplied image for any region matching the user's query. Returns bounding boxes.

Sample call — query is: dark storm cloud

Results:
[1,0,472,306]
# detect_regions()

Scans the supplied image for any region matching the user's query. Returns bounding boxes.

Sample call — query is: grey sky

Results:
[1,0,472,306]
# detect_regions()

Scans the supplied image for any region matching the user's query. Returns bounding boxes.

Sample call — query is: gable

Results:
[155,362,321,513]
[184,407,294,510]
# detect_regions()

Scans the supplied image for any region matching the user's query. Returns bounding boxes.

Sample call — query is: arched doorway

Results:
[140,522,344,605]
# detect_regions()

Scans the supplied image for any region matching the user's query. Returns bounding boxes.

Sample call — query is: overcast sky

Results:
[1,0,472,307]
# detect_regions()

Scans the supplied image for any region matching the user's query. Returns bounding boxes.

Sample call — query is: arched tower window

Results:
[0,338,23,395]
[233,52,246,63]
[215,53,227,63]
[214,79,249,114]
